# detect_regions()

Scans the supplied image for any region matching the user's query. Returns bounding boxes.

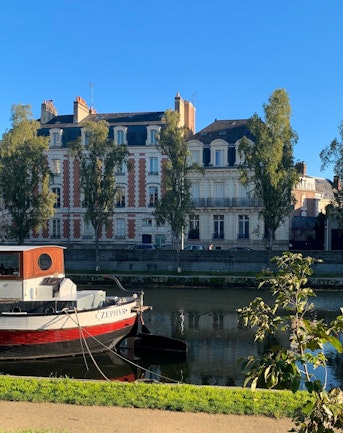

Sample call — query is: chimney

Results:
[333,175,341,190]
[301,162,306,175]
[40,100,57,124]
[174,92,196,134]
[73,96,91,123]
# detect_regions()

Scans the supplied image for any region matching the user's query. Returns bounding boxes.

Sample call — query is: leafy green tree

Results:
[320,120,343,179]
[238,89,299,250]
[69,120,128,269]
[154,110,199,268]
[238,252,343,432]
[0,104,55,244]
[320,125,343,230]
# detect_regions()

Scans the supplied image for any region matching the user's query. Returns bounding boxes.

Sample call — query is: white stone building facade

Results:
[19,95,291,250]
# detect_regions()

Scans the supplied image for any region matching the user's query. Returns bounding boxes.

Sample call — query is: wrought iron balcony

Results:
[191,197,263,208]
[212,232,224,239]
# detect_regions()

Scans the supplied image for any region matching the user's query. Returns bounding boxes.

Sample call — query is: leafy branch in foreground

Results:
[237,251,343,432]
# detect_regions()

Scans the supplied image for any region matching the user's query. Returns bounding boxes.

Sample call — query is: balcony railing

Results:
[212,232,224,240]
[191,197,263,208]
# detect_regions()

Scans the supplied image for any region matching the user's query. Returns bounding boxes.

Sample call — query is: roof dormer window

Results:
[81,128,90,146]
[210,140,228,168]
[146,125,160,145]
[49,129,62,148]
[113,126,127,145]
[187,140,203,167]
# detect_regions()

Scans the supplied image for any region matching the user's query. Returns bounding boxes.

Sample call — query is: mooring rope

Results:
[74,307,90,372]
[73,307,110,381]
[63,308,182,384]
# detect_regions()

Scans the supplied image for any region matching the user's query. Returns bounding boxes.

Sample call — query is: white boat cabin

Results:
[0,245,78,301]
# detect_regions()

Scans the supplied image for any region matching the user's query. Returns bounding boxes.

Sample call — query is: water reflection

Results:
[0,287,342,388]
[0,351,137,382]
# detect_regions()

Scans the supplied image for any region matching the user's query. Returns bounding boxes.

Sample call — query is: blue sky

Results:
[1,0,342,179]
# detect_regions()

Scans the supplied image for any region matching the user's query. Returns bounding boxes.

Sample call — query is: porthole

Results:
[38,253,52,271]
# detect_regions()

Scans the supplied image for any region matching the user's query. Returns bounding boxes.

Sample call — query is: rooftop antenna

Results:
[89,82,94,109]
[192,90,197,105]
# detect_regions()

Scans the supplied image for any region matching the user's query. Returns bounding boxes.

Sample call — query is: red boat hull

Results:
[0,316,137,360]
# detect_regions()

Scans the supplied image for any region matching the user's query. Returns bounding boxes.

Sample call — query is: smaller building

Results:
[291,164,335,249]
[186,119,290,250]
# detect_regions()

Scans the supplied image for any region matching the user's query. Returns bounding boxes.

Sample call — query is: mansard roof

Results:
[88,111,165,124]
[42,115,74,125]
[40,111,164,126]
[314,177,335,199]
[191,119,253,144]
[38,110,165,147]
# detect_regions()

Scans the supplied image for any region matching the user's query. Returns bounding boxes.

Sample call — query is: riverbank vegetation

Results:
[0,375,310,418]
[238,252,343,432]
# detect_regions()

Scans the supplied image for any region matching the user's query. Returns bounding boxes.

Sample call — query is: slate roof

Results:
[38,111,165,147]
[42,115,74,125]
[314,177,335,199]
[190,119,253,144]
[88,112,165,124]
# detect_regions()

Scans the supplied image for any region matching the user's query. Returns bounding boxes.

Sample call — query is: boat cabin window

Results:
[0,253,20,276]
[38,253,52,271]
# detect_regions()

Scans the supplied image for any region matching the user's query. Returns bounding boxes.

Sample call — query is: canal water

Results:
[0,286,342,388]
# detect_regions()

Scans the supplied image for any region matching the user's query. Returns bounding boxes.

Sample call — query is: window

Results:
[116,161,127,176]
[51,159,61,176]
[116,187,125,207]
[214,182,224,198]
[213,182,225,206]
[215,149,224,167]
[0,253,20,276]
[239,215,249,239]
[116,130,124,145]
[191,182,200,206]
[38,253,52,271]
[191,182,200,198]
[52,133,59,146]
[83,220,94,239]
[50,129,62,148]
[81,128,91,146]
[189,215,200,239]
[149,157,159,175]
[113,127,127,145]
[150,129,157,144]
[213,215,224,239]
[146,126,160,145]
[190,149,200,164]
[148,186,158,207]
[52,187,61,208]
[116,218,126,239]
[155,234,166,248]
[52,219,61,238]
[143,218,152,226]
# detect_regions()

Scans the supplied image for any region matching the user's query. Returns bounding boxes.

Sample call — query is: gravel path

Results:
[0,401,294,433]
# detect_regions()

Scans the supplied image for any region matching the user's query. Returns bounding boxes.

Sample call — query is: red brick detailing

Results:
[128,216,135,239]
[62,159,70,208]
[41,226,49,238]
[128,157,135,207]
[73,160,81,207]
[138,157,146,207]
[106,219,113,238]
[74,218,81,238]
